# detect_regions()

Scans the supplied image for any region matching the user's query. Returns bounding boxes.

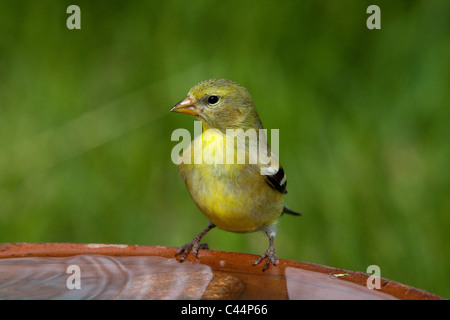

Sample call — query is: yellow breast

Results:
[178,129,284,233]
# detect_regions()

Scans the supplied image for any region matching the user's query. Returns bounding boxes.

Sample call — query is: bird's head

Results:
[170,78,263,130]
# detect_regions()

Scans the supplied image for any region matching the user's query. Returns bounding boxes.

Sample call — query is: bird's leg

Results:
[253,227,278,271]
[175,222,216,262]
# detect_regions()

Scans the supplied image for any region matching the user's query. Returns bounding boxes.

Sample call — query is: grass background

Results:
[0,0,449,298]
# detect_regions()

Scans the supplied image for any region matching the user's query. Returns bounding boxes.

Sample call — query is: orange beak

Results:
[170,96,200,116]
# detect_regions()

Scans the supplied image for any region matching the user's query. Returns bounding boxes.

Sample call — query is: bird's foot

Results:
[175,239,209,262]
[175,223,216,263]
[253,245,277,272]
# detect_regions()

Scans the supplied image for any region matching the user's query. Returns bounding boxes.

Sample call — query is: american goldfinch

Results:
[170,78,300,271]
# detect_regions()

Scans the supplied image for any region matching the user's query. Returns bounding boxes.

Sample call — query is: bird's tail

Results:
[282,205,302,216]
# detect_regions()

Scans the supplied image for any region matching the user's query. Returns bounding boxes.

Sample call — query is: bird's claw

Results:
[175,240,209,262]
[253,246,277,271]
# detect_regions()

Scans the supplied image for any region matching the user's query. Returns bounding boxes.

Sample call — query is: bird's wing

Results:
[262,163,302,215]
[246,131,288,194]
[257,148,288,194]
[262,164,288,194]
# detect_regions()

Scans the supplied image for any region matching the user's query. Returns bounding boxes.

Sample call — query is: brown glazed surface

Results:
[0,242,443,300]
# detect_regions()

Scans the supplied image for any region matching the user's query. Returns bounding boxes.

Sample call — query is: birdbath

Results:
[0,243,443,300]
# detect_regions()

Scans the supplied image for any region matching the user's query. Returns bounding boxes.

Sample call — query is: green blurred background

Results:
[0,0,449,298]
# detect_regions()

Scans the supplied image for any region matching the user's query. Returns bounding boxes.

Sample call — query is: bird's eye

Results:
[208,95,219,105]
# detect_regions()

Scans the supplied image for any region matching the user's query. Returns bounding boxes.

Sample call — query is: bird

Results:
[170,78,301,271]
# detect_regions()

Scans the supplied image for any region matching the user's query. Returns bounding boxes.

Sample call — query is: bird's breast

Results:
[178,131,284,233]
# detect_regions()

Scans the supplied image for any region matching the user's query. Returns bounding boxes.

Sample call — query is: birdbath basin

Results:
[0,243,442,300]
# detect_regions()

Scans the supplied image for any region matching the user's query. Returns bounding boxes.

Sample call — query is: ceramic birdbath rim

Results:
[0,242,444,300]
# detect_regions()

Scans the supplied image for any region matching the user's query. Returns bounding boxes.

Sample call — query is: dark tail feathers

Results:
[282,205,302,216]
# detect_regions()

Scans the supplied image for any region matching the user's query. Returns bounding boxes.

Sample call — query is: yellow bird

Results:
[170,78,300,271]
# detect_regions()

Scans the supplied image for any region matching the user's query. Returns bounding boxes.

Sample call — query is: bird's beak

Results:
[170,96,200,116]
